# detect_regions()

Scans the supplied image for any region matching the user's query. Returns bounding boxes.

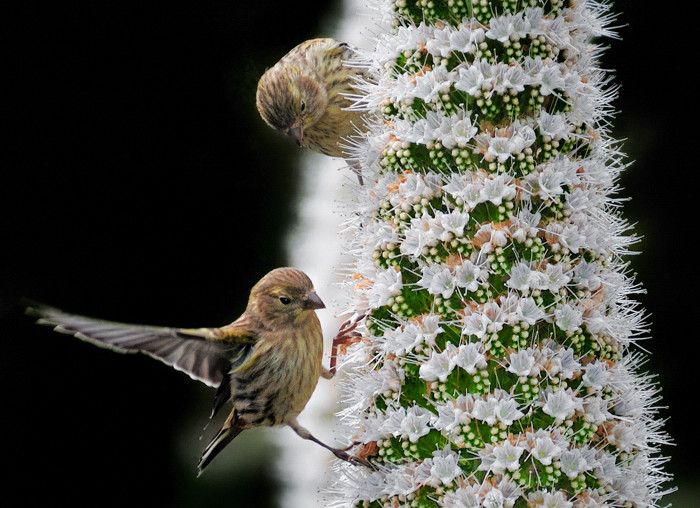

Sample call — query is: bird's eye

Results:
[279,296,291,305]
[300,100,306,112]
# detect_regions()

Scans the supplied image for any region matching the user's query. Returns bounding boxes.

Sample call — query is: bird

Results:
[256,38,366,184]
[26,267,368,474]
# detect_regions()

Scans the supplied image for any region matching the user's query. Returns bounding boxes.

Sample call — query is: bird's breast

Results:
[230,319,323,427]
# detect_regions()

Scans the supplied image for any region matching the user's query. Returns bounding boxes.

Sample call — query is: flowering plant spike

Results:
[332,0,672,506]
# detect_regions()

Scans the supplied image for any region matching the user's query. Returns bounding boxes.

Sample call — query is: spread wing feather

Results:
[26,303,249,388]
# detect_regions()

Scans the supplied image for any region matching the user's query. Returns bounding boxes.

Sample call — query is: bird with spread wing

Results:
[26,267,366,474]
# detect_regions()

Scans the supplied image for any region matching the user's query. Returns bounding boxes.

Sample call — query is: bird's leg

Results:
[353,166,364,186]
[345,159,364,186]
[287,418,371,468]
[322,314,365,379]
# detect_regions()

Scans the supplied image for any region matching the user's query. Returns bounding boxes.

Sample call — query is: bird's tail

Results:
[197,417,242,476]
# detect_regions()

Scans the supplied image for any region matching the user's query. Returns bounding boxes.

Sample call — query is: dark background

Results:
[2,1,696,506]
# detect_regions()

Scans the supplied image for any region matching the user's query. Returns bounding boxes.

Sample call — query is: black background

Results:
[3,1,696,506]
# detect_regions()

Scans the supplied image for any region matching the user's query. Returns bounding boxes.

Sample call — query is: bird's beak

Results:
[286,124,304,146]
[303,291,325,310]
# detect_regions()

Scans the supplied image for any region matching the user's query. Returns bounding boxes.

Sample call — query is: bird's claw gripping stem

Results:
[329,314,366,377]
[333,449,373,468]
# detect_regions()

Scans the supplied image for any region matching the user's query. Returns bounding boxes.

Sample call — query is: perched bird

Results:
[256,38,365,184]
[26,267,367,474]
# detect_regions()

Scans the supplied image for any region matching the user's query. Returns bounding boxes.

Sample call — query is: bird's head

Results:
[246,267,325,327]
[256,64,329,147]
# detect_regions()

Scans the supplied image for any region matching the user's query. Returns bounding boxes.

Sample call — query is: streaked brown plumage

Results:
[256,38,365,182]
[26,267,367,474]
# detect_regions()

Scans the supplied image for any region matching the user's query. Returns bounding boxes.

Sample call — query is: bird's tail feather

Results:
[197,423,242,476]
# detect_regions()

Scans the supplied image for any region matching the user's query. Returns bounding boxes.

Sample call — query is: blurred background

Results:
[2,0,695,506]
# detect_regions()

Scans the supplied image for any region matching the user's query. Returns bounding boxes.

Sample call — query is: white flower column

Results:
[332,1,672,506]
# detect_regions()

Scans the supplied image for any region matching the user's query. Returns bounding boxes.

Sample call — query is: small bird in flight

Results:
[27,267,366,474]
[256,38,366,184]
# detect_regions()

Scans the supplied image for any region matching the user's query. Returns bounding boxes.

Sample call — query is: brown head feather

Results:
[245,268,319,329]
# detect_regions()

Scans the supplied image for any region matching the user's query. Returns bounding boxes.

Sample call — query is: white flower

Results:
[487,14,516,42]
[507,348,536,376]
[497,477,523,506]
[434,394,475,434]
[451,342,487,374]
[583,396,611,425]
[560,224,586,253]
[491,441,525,473]
[443,173,470,199]
[429,267,457,298]
[483,487,506,508]
[495,397,524,425]
[558,347,580,379]
[536,166,566,199]
[542,263,571,292]
[430,447,462,485]
[375,362,404,394]
[517,297,545,325]
[401,213,442,258]
[565,188,591,212]
[554,304,583,332]
[426,26,453,57]
[434,401,461,434]
[531,435,562,466]
[510,125,536,153]
[420,314,444,346]
[582,361,609,390]
[355,471,387,502]
[573,261,601,291]
[595,452,621,483]
[444,485,481,508]
[474,223,508,254]
[505,66,528,92]
[487,136,515,163]
[542,389,581,423]
[383,325,420,355]
[417,263,441,290]
[450,26,484,53]
[473,396,499,425]
[401,226,424,259]
[421,65,454,102]
[480,174,516,205]
[399,406,432,443]
[608,421,635,452]
[456,65,485,95]
[538,111,571,140]
[463,312,490,339]
[398,172,430,201]
[539,65,565,95]
[438,209,470,239]
[531,491,573,508]
[385,467,420,497]
[419,346,454,382]
[379,407,407,436]
[508,262,537,291]
[442,113,478,148]
[510,209,541,242]
[560,449,589,479]
[368,267,402,307]
[455,259,486,292]
[462,182,484,209]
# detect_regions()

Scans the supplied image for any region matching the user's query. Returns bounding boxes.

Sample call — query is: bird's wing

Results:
[208,338,255,420]
[26,303,254,388]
